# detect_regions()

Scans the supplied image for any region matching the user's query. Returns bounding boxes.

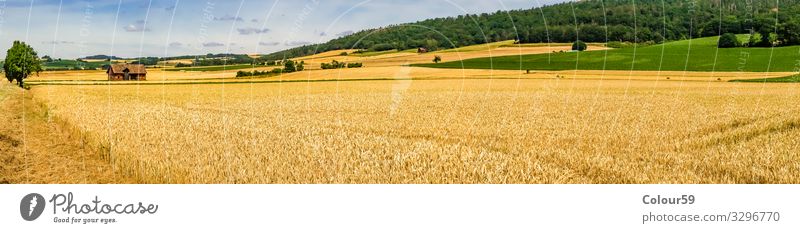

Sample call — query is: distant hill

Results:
[83,55,124,60]
[262,0,800,60]
[79,53,257,67]
[83,53,252,61]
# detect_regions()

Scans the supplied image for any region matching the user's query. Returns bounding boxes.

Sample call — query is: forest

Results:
[261,0,800,60]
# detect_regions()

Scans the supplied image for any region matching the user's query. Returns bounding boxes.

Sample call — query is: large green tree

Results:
[572,40,588,51]
[4,41,42,88]
[718,33,740,48]
[282,59,296,73]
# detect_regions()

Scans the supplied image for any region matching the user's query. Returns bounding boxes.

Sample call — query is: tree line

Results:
[235,59,304,78]
[320,60,363,69]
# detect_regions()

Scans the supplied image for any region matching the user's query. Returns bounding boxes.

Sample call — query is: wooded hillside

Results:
[262,0,800,60]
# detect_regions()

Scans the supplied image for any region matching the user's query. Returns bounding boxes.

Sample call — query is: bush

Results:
[321,60,363,69]
[236,71,252,77]
[369,43,395,52]
[718,33,740,48]
[605,41,629,48]
[321,60,347,69]
[236,68,285,78]
[572,40,587,51]
[433,55,442,63]
[283,59,296,73]
[606,41,657,48]
[175,63,192,68]
[339,52,349,56]
[639,40,656,47]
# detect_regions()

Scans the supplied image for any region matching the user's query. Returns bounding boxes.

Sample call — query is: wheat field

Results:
[30,77,800,183]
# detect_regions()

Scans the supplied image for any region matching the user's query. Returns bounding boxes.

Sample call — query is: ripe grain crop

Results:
[31,78,800,183]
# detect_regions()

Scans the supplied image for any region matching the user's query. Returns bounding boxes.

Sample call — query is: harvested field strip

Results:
[0,82,135,183]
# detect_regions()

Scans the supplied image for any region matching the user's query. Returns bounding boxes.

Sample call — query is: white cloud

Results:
[124,20,150,32]
[284,41,312,46]
[237,28,270,35]
[203,42,225,47]
[214,15,244,21]
[335,30,354,37]
[42,40,76,45]
[259,42,280,46]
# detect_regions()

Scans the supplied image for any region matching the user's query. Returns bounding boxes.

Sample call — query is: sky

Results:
[0,0,570,59]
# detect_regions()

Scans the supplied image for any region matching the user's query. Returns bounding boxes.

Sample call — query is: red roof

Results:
[107,64,147,74]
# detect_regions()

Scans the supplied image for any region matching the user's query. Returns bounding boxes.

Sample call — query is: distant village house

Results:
[417,47,429,53]
[107,64,147,81]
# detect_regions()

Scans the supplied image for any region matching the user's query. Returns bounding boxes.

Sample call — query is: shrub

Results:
[339,52,349,56]
[347,62,363,68]
[606,41,657,49]
[369,43,395,52]
[236,71,252,77]
[283,59,296,73]
[639,40,656,47]
[718,33,740,48]
[236,68,285,78]
[321,60,347,69]
[433,55,442,63]
[605,41,628,48]
[572,40,587,51]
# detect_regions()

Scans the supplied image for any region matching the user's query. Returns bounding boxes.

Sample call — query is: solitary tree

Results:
[433,55,442,63]
[718,33,740,48]
[572,40,587,51]
[283,59,296,73]
[4,41,42,88]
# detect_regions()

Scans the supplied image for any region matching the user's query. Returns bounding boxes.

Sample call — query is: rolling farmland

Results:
[26,78,800,183]
[2,37,798,184]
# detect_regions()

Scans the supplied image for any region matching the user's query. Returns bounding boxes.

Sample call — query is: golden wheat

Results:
[30,77,800,183]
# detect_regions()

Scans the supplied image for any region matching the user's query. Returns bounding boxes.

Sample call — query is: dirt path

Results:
[0,82,134,183]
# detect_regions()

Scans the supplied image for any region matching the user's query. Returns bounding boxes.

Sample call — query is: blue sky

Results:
[0,0,569,58]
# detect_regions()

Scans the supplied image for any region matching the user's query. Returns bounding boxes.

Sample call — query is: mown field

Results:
[29,78,800,183]
[732,73,800,83]
[416,36,800,72]
[164,64,275,72]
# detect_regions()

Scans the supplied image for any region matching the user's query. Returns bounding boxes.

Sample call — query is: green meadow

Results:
[414,36,800,73]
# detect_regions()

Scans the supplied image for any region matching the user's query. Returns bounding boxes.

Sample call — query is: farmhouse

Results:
[417,47,428,53]
[107,64,147,81]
